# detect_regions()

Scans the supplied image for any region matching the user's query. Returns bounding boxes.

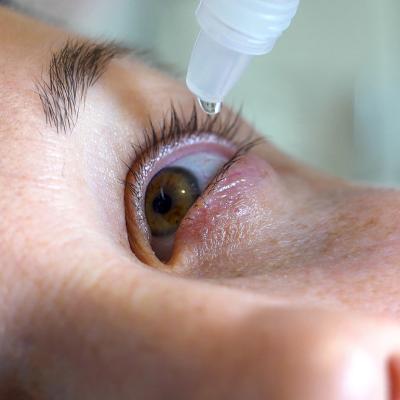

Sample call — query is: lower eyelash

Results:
[125,102,261,204]
[204,136,264,196]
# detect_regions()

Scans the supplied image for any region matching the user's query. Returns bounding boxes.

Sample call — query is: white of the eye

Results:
[170,151,228,191]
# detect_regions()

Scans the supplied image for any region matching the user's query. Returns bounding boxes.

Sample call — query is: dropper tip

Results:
[198,98,222,116]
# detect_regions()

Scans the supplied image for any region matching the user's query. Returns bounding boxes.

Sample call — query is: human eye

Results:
[124,104,259,266]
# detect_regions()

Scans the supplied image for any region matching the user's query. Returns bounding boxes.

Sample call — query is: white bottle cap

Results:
[186,0,299,110]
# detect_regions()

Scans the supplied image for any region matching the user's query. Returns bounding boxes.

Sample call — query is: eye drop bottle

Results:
[186,0,300,115]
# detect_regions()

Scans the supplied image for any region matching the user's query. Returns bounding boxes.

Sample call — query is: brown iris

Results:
[145,166,201,237]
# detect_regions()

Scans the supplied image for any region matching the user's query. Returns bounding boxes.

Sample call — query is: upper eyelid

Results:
[124,104,252,202]
[127,104,243,176]
[134,103,245,159]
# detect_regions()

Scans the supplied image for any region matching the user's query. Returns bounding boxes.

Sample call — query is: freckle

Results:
[363,216,379,229]
[269,238,279,246]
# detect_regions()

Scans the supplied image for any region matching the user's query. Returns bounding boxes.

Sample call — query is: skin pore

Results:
[0,5,400,400]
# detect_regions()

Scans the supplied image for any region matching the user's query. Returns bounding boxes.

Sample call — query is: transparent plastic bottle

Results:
[186,0,300,114]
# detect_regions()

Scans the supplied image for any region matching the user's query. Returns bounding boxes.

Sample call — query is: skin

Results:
[0,5,400,399]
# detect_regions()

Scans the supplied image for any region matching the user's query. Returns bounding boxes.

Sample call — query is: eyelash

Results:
[125,103,261,204]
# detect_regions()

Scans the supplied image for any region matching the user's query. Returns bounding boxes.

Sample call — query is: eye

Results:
[124,106,255,266]
[145,151,229,261]
[146,166,201,238]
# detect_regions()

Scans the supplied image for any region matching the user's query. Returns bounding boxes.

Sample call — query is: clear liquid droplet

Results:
[198,98,222,115]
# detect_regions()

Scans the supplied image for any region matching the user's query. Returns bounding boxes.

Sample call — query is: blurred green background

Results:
[13,0,400,184]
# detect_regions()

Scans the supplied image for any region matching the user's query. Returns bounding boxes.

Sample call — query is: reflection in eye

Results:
[124,105,257,266]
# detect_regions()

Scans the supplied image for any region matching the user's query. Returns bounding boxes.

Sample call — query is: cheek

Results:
[170,160,400,318]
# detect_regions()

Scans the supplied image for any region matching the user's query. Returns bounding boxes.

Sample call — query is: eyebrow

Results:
[36,40,129,133]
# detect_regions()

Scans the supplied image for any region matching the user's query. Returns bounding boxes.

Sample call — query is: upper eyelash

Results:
[133,102,244,162]
[124,102,261,202]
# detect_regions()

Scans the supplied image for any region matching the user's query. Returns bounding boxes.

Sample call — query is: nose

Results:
[224,308,400,400]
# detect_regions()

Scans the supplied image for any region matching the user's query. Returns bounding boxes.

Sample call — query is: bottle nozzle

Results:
[186,0,300,115]
[186,30,250,116]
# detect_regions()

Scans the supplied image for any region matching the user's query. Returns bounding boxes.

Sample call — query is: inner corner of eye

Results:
[139,148,231,262]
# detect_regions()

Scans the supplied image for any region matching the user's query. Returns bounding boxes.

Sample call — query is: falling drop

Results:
[198,98,222,116]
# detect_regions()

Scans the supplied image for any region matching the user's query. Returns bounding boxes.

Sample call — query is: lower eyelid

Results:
[169,153,276,272]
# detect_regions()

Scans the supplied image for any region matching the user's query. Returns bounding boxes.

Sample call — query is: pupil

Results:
[152,190,172,214]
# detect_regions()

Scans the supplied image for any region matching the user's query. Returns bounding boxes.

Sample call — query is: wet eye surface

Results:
[146,167,201,238]
[145,150,230,261]
[124,106,255,266]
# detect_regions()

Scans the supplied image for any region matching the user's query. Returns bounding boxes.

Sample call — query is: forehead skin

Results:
[1,5,400,400]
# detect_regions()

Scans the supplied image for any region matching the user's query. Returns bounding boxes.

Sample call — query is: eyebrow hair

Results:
[36,40,128,133]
